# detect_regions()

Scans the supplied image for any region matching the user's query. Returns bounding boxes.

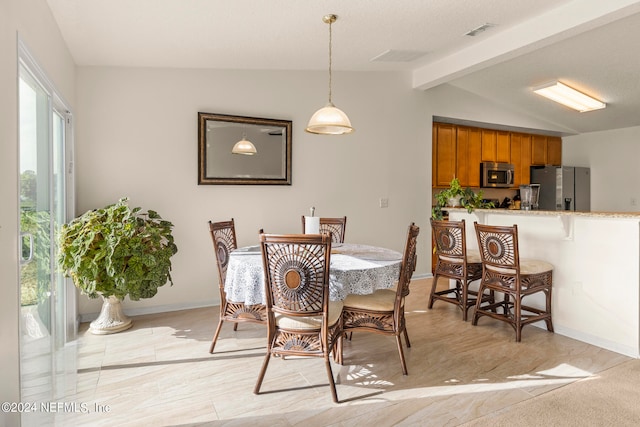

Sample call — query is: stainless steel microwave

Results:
[481,162,514,188]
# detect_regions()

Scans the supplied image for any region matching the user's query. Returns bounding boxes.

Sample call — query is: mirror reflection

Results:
[198,113,292,185]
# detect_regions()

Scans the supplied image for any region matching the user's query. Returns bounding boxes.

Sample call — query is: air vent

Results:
[370,49,428,63]
[464,23,495,37]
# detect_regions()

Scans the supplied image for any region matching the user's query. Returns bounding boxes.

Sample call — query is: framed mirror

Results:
[198,112,292,185]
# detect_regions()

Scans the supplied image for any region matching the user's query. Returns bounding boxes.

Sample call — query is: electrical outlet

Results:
[631,198,637,207]
[379,198,389,208]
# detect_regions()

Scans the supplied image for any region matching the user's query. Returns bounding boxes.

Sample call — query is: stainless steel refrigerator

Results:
[530,166,591,211]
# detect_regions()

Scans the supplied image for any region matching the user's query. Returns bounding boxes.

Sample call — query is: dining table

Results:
[224,243,403,305]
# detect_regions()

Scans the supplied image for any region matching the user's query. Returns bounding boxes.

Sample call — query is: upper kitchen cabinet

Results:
[531,135,562,166]
[432,121,561,189]
[456,126,481,188]
[511,133,532,187]
[433,122,457,187]
[480,129,510,163]
[480,129,496,162]
[547,136,562,165]
[497,131,511,163]
[531,135,547,165]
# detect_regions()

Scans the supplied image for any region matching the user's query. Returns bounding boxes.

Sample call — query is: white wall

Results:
[74,74,577,319]
[564,126,640,212]
[74,67,431,317]
[0,0,76,424]
[423,84,572,132]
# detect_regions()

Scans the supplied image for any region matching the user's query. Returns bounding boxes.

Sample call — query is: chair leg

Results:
[515,296,522,342]
[471,283,486,326]
[545,289,554,332]
[461,279,469,321]
[325,357,339,403]
[233,323,239,331]
[332,332,343,365]
[428,274,439,309]
[253,351,272,395]
[395,335,408,375]
[403,326,411,348]
[209,319,224,353]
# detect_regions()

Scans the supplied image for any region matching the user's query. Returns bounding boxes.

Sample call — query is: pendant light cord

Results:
[328,18,333,105]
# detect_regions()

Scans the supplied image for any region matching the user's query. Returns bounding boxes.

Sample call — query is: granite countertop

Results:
[444,207,640,219]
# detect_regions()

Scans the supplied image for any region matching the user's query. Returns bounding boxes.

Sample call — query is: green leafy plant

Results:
[460,188,495,212]
[57,198,178,301]
[432,178,495,219]
[20,209,52,306]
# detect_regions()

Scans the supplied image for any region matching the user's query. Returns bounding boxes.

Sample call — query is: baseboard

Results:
[78,299,218,323]
[550,325,639,359]
[79,276,434,324]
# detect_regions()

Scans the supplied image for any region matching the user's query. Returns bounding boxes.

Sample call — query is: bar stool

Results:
[472,222,554,342]
[429,219,492,321]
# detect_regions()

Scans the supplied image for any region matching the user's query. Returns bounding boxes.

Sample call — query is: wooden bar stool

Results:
[472,222,554,342]
[429,219,491,321]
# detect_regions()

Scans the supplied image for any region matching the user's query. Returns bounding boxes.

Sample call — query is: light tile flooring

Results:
[58,278,630,426]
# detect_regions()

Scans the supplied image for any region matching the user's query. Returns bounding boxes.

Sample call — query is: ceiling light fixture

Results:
[533,82,606,112]
[231,134,257,155]
[306,14,354,135]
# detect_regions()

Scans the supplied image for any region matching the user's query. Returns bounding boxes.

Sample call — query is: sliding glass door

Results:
[18,43,75,426]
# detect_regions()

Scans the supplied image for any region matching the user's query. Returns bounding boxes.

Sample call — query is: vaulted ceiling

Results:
[47,0,640,134]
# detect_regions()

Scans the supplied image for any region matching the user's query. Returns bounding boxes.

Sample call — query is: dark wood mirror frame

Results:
[198,112,292,185]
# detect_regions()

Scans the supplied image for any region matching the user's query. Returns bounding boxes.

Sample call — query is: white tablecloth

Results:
[224,243,402,305]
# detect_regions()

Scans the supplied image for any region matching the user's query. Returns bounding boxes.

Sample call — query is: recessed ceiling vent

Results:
[464,23,495,37]
[370,49,428,63]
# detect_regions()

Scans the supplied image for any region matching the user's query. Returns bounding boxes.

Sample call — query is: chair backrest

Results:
[301,216,347,243]
[260,233,331,319]
[431,218,468,262]
[396,223,420,303]
[208,219,238,291]
[473,222,520,273]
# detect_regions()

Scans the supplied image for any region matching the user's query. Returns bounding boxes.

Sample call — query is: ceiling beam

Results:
[412,0,640,90]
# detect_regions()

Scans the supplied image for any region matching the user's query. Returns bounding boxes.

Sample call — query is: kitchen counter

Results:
[447,208,640,358]
[446,207,640,219]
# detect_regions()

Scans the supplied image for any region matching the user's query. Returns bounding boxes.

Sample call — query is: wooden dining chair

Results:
[341,223,420,375]
[254,232,343,403]
[301,215,347,243]
[429,219,493,321]
[208,219,266,353]
[472,222,554,342]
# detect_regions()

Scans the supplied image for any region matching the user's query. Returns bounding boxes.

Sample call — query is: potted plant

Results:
[432,178,494,220]
[57,198,178,334]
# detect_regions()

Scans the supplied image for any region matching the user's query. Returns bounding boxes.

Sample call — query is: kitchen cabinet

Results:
[433,123,457,187]
[481,129,497,162]
[511,133,532,187]
[496,131,511,163]
[531,135,561,166]
[480,129,510,163]
[531,135,547,165]
[456,126,481,187]
[433,122,560,189]
[547,136,562,165]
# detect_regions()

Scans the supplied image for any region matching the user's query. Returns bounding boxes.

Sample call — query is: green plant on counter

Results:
[432,178,495,220]
[57,198,178,301]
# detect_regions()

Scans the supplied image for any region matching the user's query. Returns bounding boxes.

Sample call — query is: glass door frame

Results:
[18,37,76,415]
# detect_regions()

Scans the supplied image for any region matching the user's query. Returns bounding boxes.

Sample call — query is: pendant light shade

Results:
[306,102,353,135]
[231,134,257,155]
[306,14,354,135]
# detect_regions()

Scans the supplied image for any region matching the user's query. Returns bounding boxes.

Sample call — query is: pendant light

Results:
[306,14,354,135]
[231,133,257,155]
